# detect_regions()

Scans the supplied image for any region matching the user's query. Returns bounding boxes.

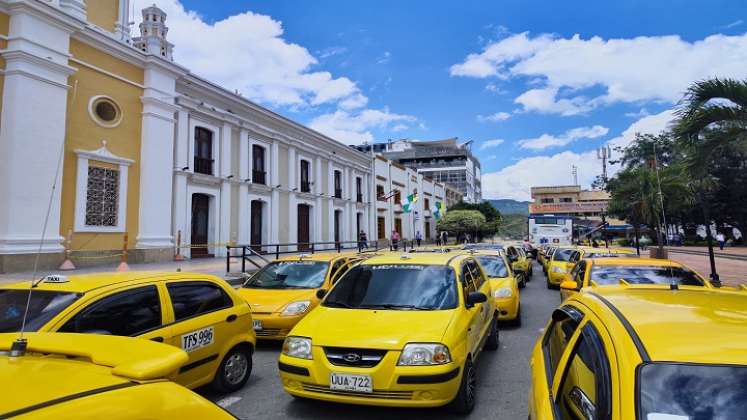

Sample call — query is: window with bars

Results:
[85,166,120,227]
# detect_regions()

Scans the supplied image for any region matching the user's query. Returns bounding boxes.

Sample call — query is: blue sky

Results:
[133,0,746,200]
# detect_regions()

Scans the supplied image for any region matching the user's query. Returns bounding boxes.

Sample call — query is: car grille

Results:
[301,383,413,400]
[255,328,287,337]
[323,347,388,368]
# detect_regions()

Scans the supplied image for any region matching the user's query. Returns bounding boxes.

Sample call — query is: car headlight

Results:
[551,266,565,273]
[281,300,311,317]
[397,343,451,366]
[494,287,513,298]
[282,336,313,359]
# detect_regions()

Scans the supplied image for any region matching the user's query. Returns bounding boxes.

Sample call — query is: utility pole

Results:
[597,146,611,184]
[571,165,578,186]
[653,142,668,246]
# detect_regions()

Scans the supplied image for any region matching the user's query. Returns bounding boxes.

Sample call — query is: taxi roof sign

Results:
[43,274,69,284]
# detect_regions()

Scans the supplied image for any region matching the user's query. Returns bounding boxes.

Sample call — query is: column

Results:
[173,109,189,251]
[114,0,131,42]
[288,146,296,191]
[237,129,250,245]
[136,59,182,249]
[314,157,323,242]
[270,141,280,244]
[0,8,78,254]
[218,123,232,255]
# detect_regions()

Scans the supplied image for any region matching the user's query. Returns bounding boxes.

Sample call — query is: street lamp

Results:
[699,189,721,286]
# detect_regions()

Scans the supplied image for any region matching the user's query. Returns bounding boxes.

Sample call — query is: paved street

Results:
[201,261,556,419]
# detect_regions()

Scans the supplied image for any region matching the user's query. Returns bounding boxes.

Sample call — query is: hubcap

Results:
[224,352,248,385]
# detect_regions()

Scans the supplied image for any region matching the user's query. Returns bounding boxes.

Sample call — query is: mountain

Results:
[488,199,531,215]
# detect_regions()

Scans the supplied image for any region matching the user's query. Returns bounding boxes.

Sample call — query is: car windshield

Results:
[463,244,503,251]
[553,249,576,262]
[639,363,747,420]
[475,256,509,278]
[243,261,330,289]
[323,264,457,310]
[586,253,626,258]
[0,289,81,332]
[590,265,704,286]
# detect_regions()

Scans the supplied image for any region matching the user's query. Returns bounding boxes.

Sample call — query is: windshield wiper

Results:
[358,304,436,310]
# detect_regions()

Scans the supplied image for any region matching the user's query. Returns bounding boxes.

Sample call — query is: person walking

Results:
[391,230,400,251]
[415,231,422,247]
[716,231,726,250]
[441,231,448,246]
[358,230,368,252]
[435,231,442,246]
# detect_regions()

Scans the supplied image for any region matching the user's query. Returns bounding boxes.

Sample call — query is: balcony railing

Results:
[334,188,343,199]
[194,156,214,175]
[252,170,266,185]
[356,193,363,203]
[301,181,311,193]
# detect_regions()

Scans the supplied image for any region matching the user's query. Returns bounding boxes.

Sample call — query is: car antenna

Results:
[11,143,65,357]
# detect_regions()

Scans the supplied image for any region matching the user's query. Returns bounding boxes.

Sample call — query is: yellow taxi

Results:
[277,252,498,413]
[559,257,711,301]
[0,272,256,392]
[506,245,532,286]
[528,285,747,419]
[540,246,557,275]
[0,332,234,419]
[545,247,580,289]
[238,253,366,339]
[472,251,521,325]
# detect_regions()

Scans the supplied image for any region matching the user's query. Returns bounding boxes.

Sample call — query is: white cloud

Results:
[318,46,348,59]
[485,83,506,94]
[483,111,673,200]
[132,0,365,108]
[479,139,505,150]
[484,155,497,161]
[376,51,392,64]
[519,125,609,150]
[451,31,747,115]
[624,108,651,118]
[477,112,511,122]
[722,19,744,29]
[308,109,417,145]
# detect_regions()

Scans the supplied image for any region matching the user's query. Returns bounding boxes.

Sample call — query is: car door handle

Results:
[151,336,164,342]
[226,314,238,322]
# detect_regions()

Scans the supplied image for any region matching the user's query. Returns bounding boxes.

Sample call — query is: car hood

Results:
[294,306,456,350]
[489,276,514,289]
[237,288,315,313]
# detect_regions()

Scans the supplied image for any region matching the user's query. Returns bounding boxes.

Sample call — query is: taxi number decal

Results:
[181,326,214,352]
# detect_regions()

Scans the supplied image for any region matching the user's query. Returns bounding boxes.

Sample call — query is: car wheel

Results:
[212,344,253,393]
[518,274,526,289]
[450,358,477,414]
[484,316,499,351]
[546,278,553,289]
[511,306,522,327]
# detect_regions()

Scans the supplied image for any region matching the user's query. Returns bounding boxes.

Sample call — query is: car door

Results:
[460,262,482,356]
[163,280,237,389]
[56,284,171,342]
[552,320,614,420]
[467,259,492,339]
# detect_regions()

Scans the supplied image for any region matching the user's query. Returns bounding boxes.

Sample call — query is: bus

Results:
[528,215,573,246]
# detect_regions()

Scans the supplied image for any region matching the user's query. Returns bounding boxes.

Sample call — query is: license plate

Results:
[330,373,372,393]
[181,326,214,352]
[252,320,263,331]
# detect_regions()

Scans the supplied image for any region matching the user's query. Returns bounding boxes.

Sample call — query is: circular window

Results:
[88,96,123,128]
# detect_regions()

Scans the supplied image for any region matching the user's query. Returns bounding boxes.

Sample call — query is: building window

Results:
[356,177,363,203]
[85,166,119,227]
[377,217,386,239]
[377,185,386,201]
[560,197,573,203]
[425,198,430,210]
[300,160,311,192]
[394,190,402,205]
[541,198,555,204]
[88,96,123,128]
[334,170,342,199]
[194,127,214,175]
[252,145,266,185]
[74,142,133,233]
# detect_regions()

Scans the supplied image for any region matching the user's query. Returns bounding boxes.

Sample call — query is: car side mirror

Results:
[560,280,579,291]
[315,289,328,299]
[466,291,487,307]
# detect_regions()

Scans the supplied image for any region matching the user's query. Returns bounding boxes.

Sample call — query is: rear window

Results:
[0,289,80,332]
[323,264,457,310]
[553,249,576,262]
[243,261,329,289]
[590,265,704,286]
[639,363,747,419]
[475,256,509,278]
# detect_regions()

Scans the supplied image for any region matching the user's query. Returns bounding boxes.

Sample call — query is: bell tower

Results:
[132,4,173,60]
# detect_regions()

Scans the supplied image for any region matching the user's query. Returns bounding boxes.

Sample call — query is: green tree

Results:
[437,210,485,239]
[448,201,502,222]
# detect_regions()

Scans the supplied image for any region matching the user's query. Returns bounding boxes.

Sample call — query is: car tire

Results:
[450,358,477,414]
[212,344,253,393]
[518,274,526,289]
[546,278,553,289]
[484,316,499,351]
[511,306,522,327]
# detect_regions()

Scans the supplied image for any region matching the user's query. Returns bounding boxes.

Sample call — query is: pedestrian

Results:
[391,230,400,251]
[716,231,726,250]
[441,231,448,245]
[435,231,442,246]
[358,230,368,252]
[415,231,422,247]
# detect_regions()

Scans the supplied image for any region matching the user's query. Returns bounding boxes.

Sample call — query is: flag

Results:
[432,201,444,220]
[403,193,418,213]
